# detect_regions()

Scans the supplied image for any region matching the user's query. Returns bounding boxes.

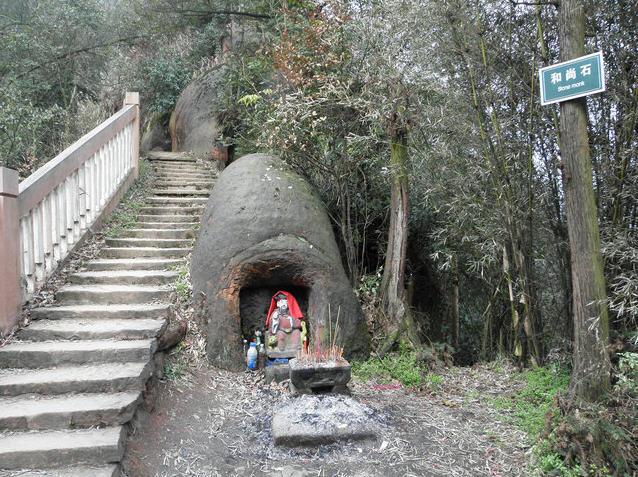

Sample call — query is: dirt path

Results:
[122,362,532,477]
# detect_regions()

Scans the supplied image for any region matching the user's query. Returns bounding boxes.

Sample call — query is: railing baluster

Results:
[65,177,74,247]
[79,163,87,232]
[32,202,44,286]
[51,186,60,265]
[100,146,107,208]
[21,216,35,294]
[57,182,68,258]
[42,194,53,273]
[72,171,80,240]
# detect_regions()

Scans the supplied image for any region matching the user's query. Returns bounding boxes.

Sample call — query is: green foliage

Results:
[163,341,188,382]
[352,345,442,388]
[171,265,192,304]
[358,267,383,297]
[143,56,192,115]
[492,365,569,440]
[614,352,638,398]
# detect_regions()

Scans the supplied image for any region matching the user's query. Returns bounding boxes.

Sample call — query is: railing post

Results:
[0,167,21,335]
[124,92,140,179]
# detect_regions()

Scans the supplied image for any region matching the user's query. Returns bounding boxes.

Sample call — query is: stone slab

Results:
[0,465,118,477]
[0,339,156,368]
[0,361,151,396]
[271,395,379,447]
[0,426,124,469]
[0,391,140,430]
[289,358,351,394]
[264,363,290,384]
[29,303,171,320]
[19,318,166,341]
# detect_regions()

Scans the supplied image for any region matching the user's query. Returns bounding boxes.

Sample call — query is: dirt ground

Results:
[121,361,533,477]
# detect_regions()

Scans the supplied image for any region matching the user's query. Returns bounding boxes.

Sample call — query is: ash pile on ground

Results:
[122,361,532,477]
[271,394,385,446]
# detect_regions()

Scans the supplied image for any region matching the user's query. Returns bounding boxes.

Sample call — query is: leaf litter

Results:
[122,359,531,477]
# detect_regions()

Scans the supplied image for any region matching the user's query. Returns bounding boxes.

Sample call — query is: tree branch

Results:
[14,35,144,80]
[509,0,559,7]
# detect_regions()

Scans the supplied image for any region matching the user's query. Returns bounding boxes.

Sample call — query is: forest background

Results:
[1,0,637,473]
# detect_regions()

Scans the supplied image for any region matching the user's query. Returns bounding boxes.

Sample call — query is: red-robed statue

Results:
[265,291,306,358]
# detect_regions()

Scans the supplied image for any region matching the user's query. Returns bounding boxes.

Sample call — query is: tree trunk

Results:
[558,0,611,401]
[451,254,460,350]
[379,122,420,355]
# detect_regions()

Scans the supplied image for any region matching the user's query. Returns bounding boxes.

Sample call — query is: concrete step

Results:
[146,151,195,161]
[105,237,192,249]
[56,284,171,305]
[118,228,196,239]
[153,171,214,179]
[0,391,140,430]
[151,188,211,196]
[85,258,185,271]
[153,170,212,178]
[138,206,204,216]
[152,163,201,170]
[0,339,156,369]
[0,426,124,470]
[146,196,208,205]
[100,247,190,259]
[0,361,152,396]
[0,465,119,477]
[130,221,198,230]
[29,304,171,321]
[152,166,212,173]
[70,270,178,285]
[136,214,198,223]
[19,318,166,341]
[154,181,213,188]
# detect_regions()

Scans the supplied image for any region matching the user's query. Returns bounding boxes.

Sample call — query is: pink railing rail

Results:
[0,92,140,334]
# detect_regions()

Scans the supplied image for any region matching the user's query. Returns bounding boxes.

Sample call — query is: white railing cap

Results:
[0,167,19,197]
[17,104,136,216]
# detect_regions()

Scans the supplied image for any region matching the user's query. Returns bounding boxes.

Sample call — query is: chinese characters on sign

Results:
[539,51,605,106]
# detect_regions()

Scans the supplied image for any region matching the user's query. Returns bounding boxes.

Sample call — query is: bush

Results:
[352,344,444,387]
[143,56,192,115]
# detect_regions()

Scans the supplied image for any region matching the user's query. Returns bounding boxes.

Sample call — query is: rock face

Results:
[169,65,229,161]
[191,154,370,370]
[140,113,171,155]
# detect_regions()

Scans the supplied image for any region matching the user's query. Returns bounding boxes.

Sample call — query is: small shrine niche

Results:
[239,285,309,351]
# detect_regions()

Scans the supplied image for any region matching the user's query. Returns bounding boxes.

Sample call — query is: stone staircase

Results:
[0,152,214,476]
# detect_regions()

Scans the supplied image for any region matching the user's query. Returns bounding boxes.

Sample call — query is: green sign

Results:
[539,51,605,106]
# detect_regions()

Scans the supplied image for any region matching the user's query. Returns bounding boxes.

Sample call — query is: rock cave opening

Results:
[238,262,311,342]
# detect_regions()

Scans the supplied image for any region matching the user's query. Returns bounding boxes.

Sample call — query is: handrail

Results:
[0,92,140,335]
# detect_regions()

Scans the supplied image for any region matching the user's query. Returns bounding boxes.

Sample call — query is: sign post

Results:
[539,51,605,105]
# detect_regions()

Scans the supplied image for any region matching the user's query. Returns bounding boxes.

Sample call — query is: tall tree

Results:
[558,0,610,400]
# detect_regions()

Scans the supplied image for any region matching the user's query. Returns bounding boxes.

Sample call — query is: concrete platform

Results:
[271,395,379,447]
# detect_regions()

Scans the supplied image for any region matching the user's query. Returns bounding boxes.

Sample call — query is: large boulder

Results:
[169,65,229,161]
[191,154,370,370]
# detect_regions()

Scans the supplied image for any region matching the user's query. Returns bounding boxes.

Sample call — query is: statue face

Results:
[276,298,288,312]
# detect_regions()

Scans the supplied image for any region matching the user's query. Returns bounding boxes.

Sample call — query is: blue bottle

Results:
[247,342,258,370]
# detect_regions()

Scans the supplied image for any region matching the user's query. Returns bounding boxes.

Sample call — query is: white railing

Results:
[0,92,140,334]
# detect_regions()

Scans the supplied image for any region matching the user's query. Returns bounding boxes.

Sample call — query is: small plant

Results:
[614,352,638,398]
[352,344,441,387]
[491,364,569,440]
[163,341,189,382]
[171,265,191,304]
[358,266,383,297]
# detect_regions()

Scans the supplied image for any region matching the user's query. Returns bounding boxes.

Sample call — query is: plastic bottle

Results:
[243,339,248,357]
[258,343,266,369]
[247,342,258,370]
